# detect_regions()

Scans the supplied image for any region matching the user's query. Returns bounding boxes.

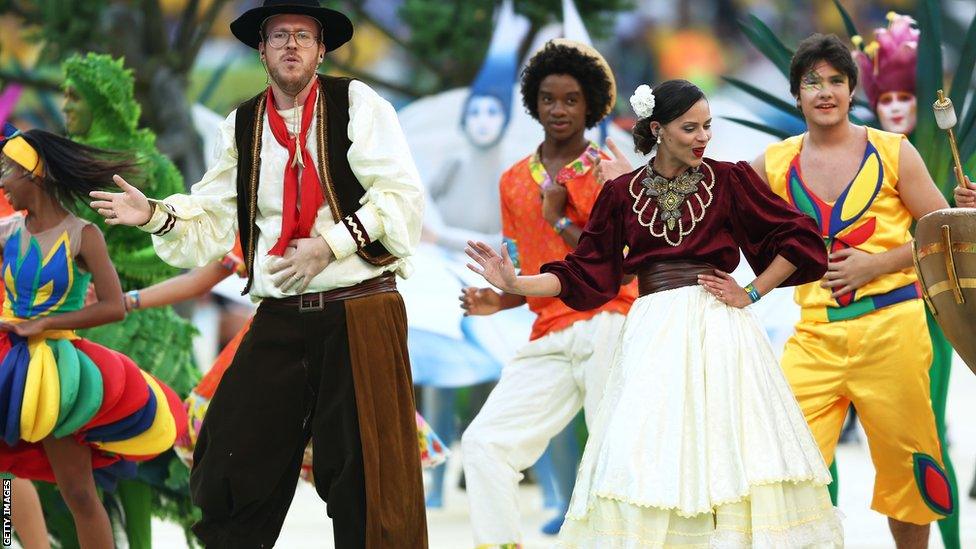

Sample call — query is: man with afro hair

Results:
[459,39,636,547]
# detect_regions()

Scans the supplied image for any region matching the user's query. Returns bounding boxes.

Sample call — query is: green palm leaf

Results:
[722,76,803,120]
[914,0,947,186]
[948,10,976,110]
[831,0,860,41]
[959,111,976,163]
[952,14,976,160]
[737,15,794,78]
[824,0,874,111]
[721,116,795,140]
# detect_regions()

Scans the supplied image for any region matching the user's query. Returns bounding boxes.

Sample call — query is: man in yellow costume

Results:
[752,34,954,549]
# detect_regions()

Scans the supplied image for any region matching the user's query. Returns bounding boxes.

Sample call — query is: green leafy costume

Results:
[725,3,976,547]
[37,53,200,549]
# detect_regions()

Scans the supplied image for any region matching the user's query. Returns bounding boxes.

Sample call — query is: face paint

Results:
[800,70,825,92]
[876,91,917,135]
[796,62,853,128]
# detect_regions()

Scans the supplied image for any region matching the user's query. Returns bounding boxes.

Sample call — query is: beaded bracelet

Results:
[553,216,573,234]
[744,283,761,304]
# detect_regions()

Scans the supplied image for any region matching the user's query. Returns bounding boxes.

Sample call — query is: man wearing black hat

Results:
[89,1,428,547]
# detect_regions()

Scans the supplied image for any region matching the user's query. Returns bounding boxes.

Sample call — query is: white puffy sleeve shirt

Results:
[140,80,424,299]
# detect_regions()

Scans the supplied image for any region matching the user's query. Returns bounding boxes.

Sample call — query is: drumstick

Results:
[933,89,966,189]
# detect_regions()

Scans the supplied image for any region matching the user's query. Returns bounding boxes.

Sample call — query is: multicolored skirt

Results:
[175,318,449,476]
[0,331,188,481]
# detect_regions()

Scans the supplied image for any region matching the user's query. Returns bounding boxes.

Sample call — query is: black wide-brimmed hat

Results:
[230,0,353,51]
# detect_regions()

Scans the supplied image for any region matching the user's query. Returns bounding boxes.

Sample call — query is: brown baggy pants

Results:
[189,291,427,548]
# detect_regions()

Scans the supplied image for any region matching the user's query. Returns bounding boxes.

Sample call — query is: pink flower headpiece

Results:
[852,13,919,110]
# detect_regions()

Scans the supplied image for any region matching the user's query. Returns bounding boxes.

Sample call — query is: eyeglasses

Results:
[265,30,319,49]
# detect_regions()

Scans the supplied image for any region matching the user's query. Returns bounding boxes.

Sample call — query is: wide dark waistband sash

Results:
[637,260,717,297]
[262,274,397,312]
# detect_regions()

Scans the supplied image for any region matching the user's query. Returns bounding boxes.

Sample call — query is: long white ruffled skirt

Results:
[559,286,843,548]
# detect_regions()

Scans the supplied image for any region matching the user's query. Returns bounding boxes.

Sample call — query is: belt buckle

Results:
[299,293,324,313]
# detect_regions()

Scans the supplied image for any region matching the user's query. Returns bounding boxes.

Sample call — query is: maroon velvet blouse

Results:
[540,159,828,311]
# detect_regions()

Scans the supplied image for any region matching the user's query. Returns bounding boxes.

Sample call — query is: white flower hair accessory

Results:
[630,84,655,120]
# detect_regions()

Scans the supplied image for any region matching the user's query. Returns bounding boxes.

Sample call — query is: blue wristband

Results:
[744,283,761,304]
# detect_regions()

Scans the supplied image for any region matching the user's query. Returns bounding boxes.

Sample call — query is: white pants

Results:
[461,311,626,547]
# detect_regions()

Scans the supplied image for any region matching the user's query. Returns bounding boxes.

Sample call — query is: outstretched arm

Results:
[127,260,234,311]
[465,240,561,297]
[89,175,154,226]
[459,287,526,316]
[89,112,240,269]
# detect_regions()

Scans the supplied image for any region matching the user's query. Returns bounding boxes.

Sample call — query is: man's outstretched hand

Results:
[89,175,153,226]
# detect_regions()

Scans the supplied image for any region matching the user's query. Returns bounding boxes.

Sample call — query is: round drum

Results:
[913,207,976,375]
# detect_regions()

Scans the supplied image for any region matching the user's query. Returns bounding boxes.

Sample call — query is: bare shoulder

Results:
[895,137,931,184]
[898,136,923,163]
[81,221,104,236]
[79,222,106,250]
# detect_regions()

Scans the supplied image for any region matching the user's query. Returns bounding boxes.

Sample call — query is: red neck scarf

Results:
[265,77,324,256]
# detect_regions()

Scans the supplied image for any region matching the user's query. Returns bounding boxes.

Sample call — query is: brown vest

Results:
[234,75,395,294]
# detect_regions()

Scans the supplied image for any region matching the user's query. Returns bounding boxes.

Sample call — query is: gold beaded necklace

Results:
[629,159,715,247]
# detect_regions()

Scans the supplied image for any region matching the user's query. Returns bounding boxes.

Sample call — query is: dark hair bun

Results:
[632,79,705,155]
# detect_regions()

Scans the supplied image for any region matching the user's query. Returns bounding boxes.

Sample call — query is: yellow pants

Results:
[782,299,950,524]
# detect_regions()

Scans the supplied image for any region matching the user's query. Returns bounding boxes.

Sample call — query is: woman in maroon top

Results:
[466,80,843,547]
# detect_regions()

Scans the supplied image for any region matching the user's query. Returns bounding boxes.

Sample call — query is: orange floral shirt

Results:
[500,143,636,340]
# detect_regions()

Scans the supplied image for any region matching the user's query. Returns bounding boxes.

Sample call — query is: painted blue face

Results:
[463,95,507,148]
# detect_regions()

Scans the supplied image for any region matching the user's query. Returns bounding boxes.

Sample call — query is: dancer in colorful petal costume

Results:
[0,126,187,548]
[120,239,448,473]
[466,79,842,547]
[60,52,199,548]
[0,185,51,549]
